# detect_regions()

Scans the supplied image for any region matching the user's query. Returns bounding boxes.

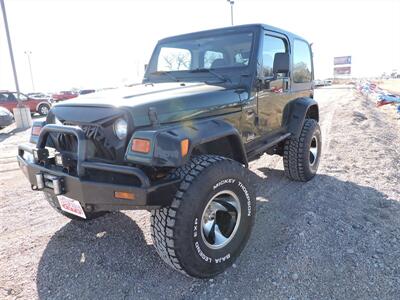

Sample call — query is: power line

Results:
[25,51,35,91]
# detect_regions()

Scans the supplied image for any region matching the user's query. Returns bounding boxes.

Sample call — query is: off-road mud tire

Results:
[283,119,321,181]
[151,155,256,278]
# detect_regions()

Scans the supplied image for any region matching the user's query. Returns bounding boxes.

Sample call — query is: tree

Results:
[160,52,190,71]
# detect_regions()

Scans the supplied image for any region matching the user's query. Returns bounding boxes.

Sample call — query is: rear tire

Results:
[151,155,256,278]
[43,191,108,221]
[38,104,50,116]
[283,119,321,181]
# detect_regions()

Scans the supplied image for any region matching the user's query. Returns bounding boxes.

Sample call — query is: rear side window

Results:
[13,93,27,101]
[262,35,287,77]
[293,40,312,83]
[7,93,16,100]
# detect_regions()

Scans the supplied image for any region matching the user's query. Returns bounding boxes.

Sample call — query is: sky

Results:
[1,0,399,92]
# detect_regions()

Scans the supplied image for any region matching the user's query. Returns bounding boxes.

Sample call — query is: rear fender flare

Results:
[284,97,319,139]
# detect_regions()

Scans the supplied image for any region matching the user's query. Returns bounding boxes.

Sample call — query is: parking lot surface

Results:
[1,87,400,299]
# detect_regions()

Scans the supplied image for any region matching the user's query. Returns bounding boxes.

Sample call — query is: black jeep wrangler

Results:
[17,24,321,278]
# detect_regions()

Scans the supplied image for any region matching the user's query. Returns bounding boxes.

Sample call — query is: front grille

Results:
[58,132,78,153]
[54,121,125,162]
[81,124,102,139]
[46,107,129,163]
[79,124,116,160]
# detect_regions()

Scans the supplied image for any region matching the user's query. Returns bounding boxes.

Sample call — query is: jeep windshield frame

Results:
[144,26,259,84]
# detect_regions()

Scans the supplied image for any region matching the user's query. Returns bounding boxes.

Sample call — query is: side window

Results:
[293,40,312,83]
[157,47,191,71]
[7,93,16,101]
[262,35,287,77]
[0,93,8,102]
[204,50,223,68]
[13,93,27,101]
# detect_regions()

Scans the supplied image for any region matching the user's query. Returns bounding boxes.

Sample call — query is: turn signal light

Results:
[131,138,151,153]
[114,191,135,200]
[31,126,42,136]
[181,139,189,157]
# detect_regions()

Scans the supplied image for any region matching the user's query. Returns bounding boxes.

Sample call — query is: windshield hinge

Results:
[148,107,160,128]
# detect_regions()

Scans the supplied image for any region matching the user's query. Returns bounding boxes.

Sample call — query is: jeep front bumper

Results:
[17,125,180,212]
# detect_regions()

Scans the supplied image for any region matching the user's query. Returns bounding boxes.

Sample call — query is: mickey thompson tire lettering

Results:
[150,155,256,278]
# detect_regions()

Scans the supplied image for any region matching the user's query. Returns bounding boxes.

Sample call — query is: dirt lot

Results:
[1,86,400,299]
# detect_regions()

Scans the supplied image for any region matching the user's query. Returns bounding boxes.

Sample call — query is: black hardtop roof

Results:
[158,23,308,43]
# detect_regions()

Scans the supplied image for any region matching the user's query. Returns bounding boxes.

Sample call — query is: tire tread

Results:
[150,155,226,275]
[283,119,317,182]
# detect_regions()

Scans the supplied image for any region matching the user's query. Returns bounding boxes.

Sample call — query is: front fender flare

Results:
[125,119,247,167]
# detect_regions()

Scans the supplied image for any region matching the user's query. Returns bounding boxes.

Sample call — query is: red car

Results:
[52,91,78,102]
[0,91,51,115]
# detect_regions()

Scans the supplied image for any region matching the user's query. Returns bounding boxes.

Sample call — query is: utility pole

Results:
[1,0,22,105]
[1,0,32,128]
[227,0,234,26]
[25,51,35,92]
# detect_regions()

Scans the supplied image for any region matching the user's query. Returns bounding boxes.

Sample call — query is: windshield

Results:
[148,32,254,76]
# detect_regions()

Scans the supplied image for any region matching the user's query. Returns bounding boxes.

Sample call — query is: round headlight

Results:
[114,118,128,140]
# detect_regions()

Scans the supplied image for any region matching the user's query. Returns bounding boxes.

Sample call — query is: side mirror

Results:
[144,64,148,72]
[273,52,289,75]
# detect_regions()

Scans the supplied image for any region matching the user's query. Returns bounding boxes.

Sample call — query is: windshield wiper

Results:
[150,71,179,82]
[189,68,230,83]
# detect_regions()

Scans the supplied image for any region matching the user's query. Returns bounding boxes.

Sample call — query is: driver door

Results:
[257,32,291,136]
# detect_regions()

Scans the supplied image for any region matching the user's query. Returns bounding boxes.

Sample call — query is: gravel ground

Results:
[1,86,399,299]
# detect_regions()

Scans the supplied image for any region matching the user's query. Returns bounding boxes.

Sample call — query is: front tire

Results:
[151,155,256,278]
[283,119,322,181]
